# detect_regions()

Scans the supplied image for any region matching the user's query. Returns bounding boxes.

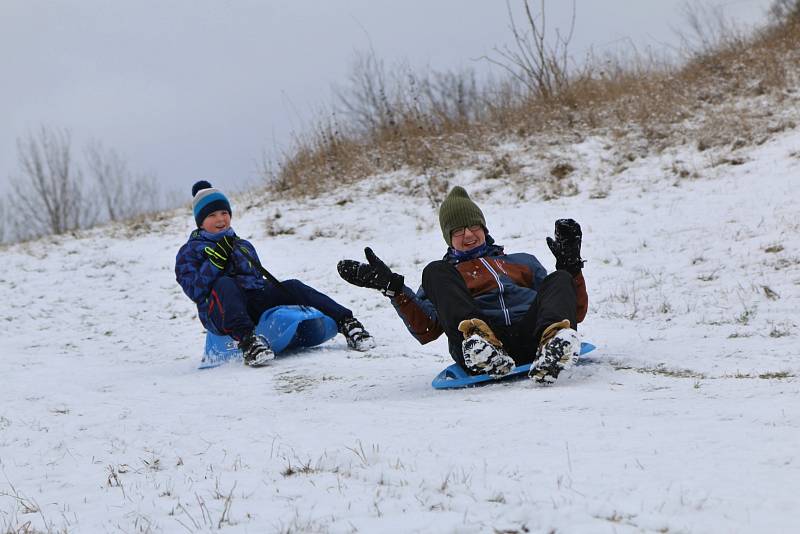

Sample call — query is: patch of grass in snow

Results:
[768,322,793,338]
[273,510,330,534]
[612,363,706,379]
[616,364,797,381]
[274,373,318,394]
[280,458,321,478]
[727,331,753,338]
[0,482,69,534]
[697,271,719,282]
[721,371,795,380]
[757,371,794,379]
[735,304,757,326]
[772,257,800,270]
[595,510,640,528]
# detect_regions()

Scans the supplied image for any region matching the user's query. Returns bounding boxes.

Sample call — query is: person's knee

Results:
[422,260,451,286]
[544,270,573,286]
[282,279,305,291]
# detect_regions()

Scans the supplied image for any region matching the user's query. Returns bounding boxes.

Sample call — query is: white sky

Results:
[0,0,773,198]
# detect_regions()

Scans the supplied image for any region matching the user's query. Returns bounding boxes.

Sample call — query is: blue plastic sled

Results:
[199,305,338,369]
[432,342,596,389]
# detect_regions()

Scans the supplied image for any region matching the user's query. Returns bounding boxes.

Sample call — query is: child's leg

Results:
[287,279,354,322]
[207,276,255,341]
[246,279,353,323]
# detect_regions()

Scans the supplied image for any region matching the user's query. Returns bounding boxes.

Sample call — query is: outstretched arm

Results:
[338,247,444,344]
[337,247,405,297]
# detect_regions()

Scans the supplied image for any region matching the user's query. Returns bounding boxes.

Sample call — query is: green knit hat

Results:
[438,186,486,246]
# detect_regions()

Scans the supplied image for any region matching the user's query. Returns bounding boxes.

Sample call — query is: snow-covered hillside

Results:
[1,127,799,533]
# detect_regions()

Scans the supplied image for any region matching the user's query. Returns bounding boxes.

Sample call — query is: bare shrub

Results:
[0,198,7,244]
[9,127,97,239]
[269,114,368,196]
[769,0,800,23]
[422,68,481,129]
[6,126,176,243]
[270,58,489,195]
[336,52,483,136]
[484,0,576,100]
[335,50,394,135]
[85,140,162,221]
[676,2,747,58]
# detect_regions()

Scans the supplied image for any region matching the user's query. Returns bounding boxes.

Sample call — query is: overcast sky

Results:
[0,0,773,199]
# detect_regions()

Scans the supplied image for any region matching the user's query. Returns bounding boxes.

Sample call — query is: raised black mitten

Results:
[546,219,585,275]
[337,247,405,297]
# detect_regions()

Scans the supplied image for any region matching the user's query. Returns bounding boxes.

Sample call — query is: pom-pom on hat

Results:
[192,180,232,227]
[438,186,486,246]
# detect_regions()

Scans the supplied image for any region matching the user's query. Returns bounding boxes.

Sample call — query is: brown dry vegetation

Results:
[267,8,800,198]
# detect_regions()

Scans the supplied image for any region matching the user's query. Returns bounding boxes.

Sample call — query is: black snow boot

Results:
[238,331,275,367]
[338,317,376,351]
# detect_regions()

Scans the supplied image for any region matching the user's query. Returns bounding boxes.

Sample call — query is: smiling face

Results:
[450,224,486,252]
[200,210,231,233]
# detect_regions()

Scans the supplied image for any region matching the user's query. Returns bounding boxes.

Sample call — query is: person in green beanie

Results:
[337,185,588,384]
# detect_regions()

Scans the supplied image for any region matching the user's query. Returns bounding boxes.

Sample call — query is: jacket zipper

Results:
[479,258,511,326]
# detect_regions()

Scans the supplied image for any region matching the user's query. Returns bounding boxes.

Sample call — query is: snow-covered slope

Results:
[1,128,799,533]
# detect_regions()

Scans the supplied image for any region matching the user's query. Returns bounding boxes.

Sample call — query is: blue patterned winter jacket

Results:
[175,228,266,331]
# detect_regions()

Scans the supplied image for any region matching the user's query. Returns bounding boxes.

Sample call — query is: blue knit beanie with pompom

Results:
[191,180,232,227]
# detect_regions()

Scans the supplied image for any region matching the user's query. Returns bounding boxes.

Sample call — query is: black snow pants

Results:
[421,261,578,369]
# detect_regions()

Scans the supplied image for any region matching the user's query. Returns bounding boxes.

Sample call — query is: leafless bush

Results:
[5,126,177,243]
[770,0,800,23]
[269,57,489,194]
[335,50,486,138]
[421,68,481,128]
[676,2,747,58]
[335,50,394,135]
[0,198,7,244]
[484,0,576,100]
[85,140,161,221]
[9,127,97,239]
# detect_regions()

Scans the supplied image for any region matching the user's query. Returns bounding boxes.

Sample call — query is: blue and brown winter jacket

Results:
[175,228,266,331]
[390,240,588,344]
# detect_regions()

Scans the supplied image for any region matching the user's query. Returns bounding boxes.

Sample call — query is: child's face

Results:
[201,210,231,233]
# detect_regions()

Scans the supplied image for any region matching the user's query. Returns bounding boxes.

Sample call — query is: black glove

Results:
[337,247,405,298]
[203,235,237,270]
[546,219,585,275]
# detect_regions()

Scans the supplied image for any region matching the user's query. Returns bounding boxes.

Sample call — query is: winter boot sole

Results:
[529,327,580,384]
[462,334,515,377]
[244,350,275,367]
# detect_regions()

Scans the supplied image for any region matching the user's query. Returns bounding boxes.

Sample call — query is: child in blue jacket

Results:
[176,181,374,366]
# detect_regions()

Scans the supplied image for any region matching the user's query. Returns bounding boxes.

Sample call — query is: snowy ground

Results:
[1,127,799,533]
